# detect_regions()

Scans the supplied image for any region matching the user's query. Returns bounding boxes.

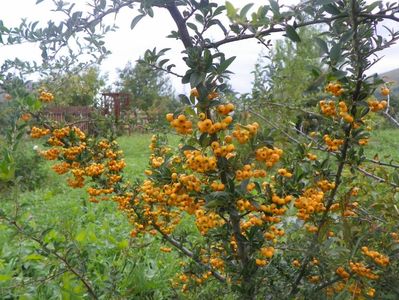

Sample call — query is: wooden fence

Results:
[44,106,94,132]
[43,106,150,134]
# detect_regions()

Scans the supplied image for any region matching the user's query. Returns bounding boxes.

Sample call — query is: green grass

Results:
[118,133,180,179]
[367,128,399,162]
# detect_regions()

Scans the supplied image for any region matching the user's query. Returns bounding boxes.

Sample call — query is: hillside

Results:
[380,68,399,94]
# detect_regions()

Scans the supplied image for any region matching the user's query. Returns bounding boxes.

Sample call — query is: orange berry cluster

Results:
[160,247,172,253]
[391,232,399,242]
[349,261,379,280]
[39,90,54,102]
[210,141,235,158]
[36,125,127,203]
[167,114,193,135]
[210,181,225,191]
[151,156,165,168]
[307,153,317,160]
[294,188,326,221]
[217,103,235,115]
[319,100,336,117]
[307,275,321,283]
[179,174,202,192]
[317,180,335,192]
[260,246,275,258]
[338,101,354,123]
[380,86,390,96]
[184,150,217,173]
[232,122,259,144]
[68,168,85,188]
[271,194,292,206]
[277,168,293,178]
[85,163,105,177]
[40,148,60,160]
[198,117,232,134]
[195,209,225,235]
[326,281,375,298]
[52,162,71,174]
[336,266,350,279]
[87,187,113,197]
[20,113,31,122]
[207,91,219,100]
[368,99,387,112]
[323,134,344,151]
[235,164,266,181]
[30,126,50,138]
[108,159,126,172]
[361,247,390,267]
[325,82,344,96]
[64,144,86,160]
[292,259,301,268]
[255,146,283,167]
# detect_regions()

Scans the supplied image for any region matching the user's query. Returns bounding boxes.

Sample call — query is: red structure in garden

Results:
[99,92,131,121]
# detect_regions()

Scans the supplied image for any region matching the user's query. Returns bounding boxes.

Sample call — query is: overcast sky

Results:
[0,0,398,95]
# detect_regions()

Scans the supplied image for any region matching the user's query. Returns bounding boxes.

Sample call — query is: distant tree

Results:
[252,27,323,105]
[117,60,174,109]
[40,67,106,106]
[116,60,178,123]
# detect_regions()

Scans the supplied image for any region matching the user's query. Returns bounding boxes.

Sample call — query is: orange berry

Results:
[166,113,174,122]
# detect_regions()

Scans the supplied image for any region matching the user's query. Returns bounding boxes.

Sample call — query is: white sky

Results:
[0,0,398,94]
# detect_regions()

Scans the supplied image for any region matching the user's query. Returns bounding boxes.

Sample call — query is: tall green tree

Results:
[252,27,323,105]
[116,60,178,123]
[40,67,106,106]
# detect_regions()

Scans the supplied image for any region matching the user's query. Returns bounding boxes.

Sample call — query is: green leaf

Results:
[316,0,338,5]
[329,43,341,62]
[225,2,237,18]
[131,14,145,30]
[240,3,254,18]
[24,254,44,261]
[190,72,203,87]
[365,1,381,12]
[323,3,341,15]
[182,71,192,84]
[186,22,198,31]
[75,230,86,242]
[269,0,280,14]
[285,25,301,43]
[117,239,129,249]
[314,37,328,54]
[178,94,191,105]
[180,145,198,152]
[214,5,226,16]
[331,70,347,79]
[218,56,236,73]
[0,274,12,282]
[147,7,154,18]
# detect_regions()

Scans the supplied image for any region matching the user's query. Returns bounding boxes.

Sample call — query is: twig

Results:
[382,111,399,128]
[356,167,398,187]
[365,158,399,169]
[141,61,183,78]
[249,110,302,145]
